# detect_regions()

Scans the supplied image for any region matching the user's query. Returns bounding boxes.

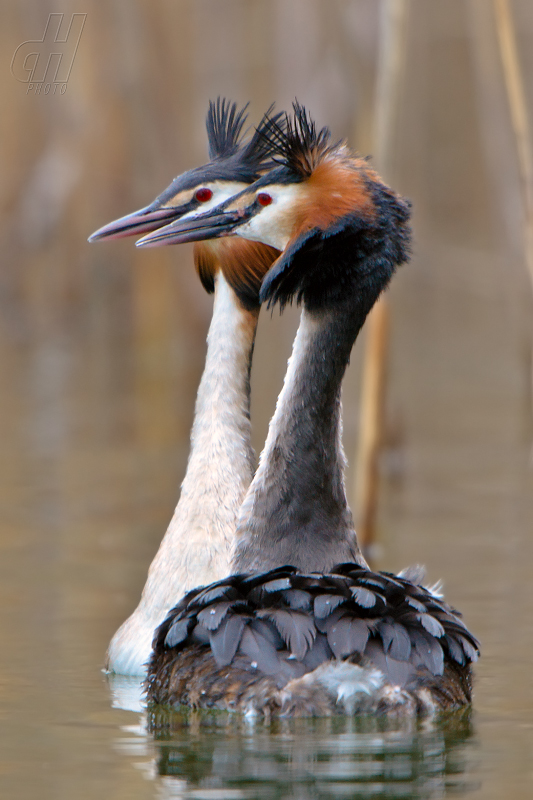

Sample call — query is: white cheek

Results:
[237,209,289,250]
[237,184,301,250]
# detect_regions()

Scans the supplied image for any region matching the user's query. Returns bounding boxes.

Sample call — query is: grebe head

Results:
[88,99,278,242]
[144,102,412,311]
[89,98,283,307]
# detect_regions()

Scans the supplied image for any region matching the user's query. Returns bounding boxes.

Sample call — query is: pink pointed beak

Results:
[88,204,192,242]
[135,208,253,248]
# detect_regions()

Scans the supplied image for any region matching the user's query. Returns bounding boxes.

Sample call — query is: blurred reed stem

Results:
[494,0,533,441]
[354,0,410,558]
[494,0,533,286]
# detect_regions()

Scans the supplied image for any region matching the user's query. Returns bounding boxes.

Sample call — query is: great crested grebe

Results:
[89,100,281,675]
[140,104,479,716]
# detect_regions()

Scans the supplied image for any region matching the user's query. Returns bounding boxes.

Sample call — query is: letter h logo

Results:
[11,13,86,94]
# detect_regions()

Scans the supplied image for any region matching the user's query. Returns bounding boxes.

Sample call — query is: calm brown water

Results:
[2,1,533,797]
[1,237,532,798]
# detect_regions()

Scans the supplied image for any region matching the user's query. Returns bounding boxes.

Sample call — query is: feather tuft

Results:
[257,100,340,178]
[206,98,248,159]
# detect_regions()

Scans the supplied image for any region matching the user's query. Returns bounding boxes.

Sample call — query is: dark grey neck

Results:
[232,293,373,574]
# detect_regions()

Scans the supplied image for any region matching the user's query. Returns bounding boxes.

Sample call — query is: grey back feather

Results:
[150,563,479,691]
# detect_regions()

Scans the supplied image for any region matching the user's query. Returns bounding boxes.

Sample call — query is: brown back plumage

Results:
[146,563,478,716]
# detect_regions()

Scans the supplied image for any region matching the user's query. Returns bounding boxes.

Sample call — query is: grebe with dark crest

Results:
[139,103,479,716]
[89,100,282,675]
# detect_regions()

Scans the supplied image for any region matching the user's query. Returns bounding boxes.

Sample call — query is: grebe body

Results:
[141,103,479,714]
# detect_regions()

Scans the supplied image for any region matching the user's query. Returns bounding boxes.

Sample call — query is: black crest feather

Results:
[206,98,287,172]
[258,100,339,177]
[241,104,288,172]
[206,98,249,160]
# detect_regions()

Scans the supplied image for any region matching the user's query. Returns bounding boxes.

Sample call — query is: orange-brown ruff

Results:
[290,155,378,232]
[194,239,279,308]
[146,103,479,715]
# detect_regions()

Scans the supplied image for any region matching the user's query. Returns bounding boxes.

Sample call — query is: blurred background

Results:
[1,1,533,799]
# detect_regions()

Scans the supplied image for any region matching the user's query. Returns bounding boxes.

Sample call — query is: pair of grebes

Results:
[90,100,479,717]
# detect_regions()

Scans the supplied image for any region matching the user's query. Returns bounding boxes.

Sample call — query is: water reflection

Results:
[111,707,478,800]
[108,673,146,713]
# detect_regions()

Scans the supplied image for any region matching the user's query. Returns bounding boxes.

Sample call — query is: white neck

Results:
[107,274,258,674]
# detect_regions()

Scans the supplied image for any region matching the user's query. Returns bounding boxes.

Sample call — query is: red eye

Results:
[257,192,272,207]
[195,187,213,203]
